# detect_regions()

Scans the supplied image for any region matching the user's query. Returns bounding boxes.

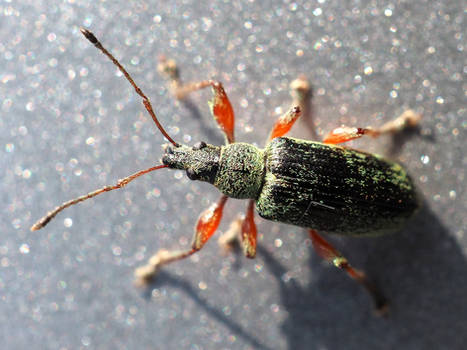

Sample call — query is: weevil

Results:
[31,28,421,314]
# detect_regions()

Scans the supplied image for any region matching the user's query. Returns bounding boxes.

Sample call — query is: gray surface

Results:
[1,1,466,349]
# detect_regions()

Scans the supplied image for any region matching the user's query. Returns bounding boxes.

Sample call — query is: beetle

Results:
[31,28,421,314]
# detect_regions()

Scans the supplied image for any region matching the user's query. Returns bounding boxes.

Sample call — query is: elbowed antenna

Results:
[80,28,180,147]
[30,164,169,231]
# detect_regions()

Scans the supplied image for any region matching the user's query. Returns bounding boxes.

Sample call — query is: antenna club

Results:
[80,27,98,44]
[30,223,41,231]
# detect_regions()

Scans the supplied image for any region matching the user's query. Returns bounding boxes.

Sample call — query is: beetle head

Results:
[162,141,221,184]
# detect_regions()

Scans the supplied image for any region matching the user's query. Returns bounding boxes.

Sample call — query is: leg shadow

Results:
[140,269,273,350]
[178,98,225,145]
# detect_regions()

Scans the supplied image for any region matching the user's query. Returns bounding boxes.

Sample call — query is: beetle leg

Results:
[241,200,258,258]
[218,216,243,254]
[290,76,311,118]
[134,195,228,286]
[289,76,318,140]
[267,77,311,142]
[158,57,235,144]
[309,229,389,315]
[268,106,302,141]
[323,109,421,144]
[206,80,235,144]
[157,56,182,97]
[217,200,257,258]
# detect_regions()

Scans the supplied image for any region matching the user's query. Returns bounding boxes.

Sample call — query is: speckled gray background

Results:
[1,1,466,349]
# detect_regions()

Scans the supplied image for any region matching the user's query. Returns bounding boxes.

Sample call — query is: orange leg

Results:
[309,229,389,315]
[268,106,302,141]
[241,200,258,258]
[158,58,235,144]
[217,200,257,259]
[323,109,421,144]
[135,195,228,285]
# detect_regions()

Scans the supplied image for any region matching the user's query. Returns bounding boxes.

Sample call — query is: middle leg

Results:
[217,199,257,259]
[323,109,421,144]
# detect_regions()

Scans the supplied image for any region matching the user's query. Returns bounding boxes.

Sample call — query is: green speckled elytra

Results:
[32,28,422,314]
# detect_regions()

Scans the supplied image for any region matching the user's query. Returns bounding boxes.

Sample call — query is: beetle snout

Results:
[161,144,176,166]
[161,143,190,170]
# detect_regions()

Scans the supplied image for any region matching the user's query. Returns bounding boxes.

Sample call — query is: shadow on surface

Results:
[179,98,225,146]
[140,202,466,350]
[387,123,434,156]
[141,269,273,350]
[259,203,467,350]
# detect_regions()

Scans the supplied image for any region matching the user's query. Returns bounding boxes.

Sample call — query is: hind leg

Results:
[309,229,389,315]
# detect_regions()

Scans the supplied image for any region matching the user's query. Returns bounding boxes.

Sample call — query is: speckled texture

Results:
[1,1,466,350]
[162,143,221,183]
[256,137,418,235]
[215,142,264,199]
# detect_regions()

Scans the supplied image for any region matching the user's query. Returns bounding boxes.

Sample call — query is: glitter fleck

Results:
[19,244,30,254]
[364,66,373,75]
[274,239,283,247]
[5,143,14,152]
[64,218,73,228]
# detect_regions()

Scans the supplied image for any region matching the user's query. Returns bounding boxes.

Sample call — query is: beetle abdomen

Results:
[256,137,419,235]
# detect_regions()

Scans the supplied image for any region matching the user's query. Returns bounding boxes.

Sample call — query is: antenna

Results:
[80,28,180,147]
[30,164,169,231]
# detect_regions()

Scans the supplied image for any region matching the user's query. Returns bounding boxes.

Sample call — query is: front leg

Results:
[158,57,235,144]
[135,195,228,286]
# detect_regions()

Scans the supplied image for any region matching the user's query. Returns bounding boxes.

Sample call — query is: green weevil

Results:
[31,29,421,314]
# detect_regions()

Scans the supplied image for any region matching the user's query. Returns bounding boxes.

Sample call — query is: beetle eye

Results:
[192,141,207,150]
[186,168,199,180]
[165,145,174,154]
